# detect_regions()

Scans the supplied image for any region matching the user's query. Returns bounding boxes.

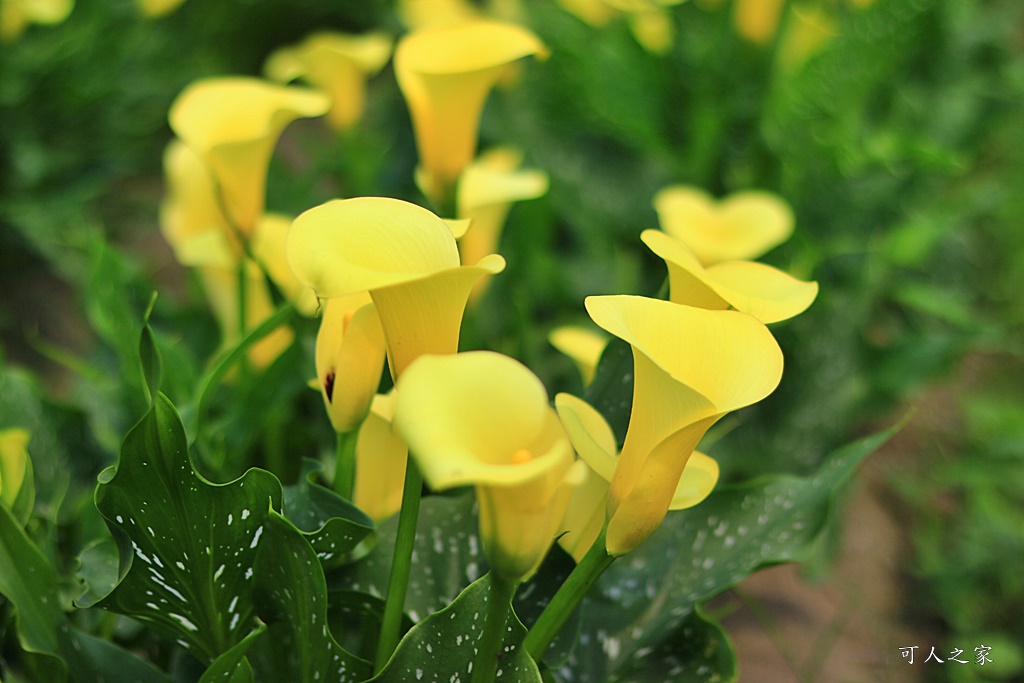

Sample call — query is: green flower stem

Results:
[523,527,616,664]
[374,456,424,673]
[333,428,359,500]
[471,573,520,683]
[236,258,250,382]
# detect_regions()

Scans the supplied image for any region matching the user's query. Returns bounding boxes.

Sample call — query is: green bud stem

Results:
[374,456,424,673]
[471,573,520,683]
[523,527,616,664]
[333,428,359,500]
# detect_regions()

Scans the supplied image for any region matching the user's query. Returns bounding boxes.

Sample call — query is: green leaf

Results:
[370,574,542,683]
[582,338,633,444]
[188,303,295,442]
[89,393,283,662]
[282,460,374,570]
[606,607,736,683]
[74,536,120,607]
[0,503,66,681]
[139,292,162,405]
[64,627,175,683]
[248,512,371,682]
[198,625,265,683]
[339,492,486,624]
[556,424,900,682]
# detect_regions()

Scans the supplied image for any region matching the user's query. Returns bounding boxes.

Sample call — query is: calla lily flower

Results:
[168,77,329,235]
[394,351,585,581]
[555,393,719,560]
[457,147,548,300]
[642,229,818,324]
[733,0,785,45]
[137,0,185,17]
[315,294,387,433]
[548,325,608,387]
[353,392,408,522]
[195,265,295,369]
[397,0,480,30]
[0,428,31,511]
[777,5,836,72]
[394,20,546,205]
[161,140,313,367]
[0,0,72,40]
[555,0,682,53]
[583,295,783,555]
[160,139,238,264]
[265,31,393,132]
[653,185,794,266]
[287,197,505,378]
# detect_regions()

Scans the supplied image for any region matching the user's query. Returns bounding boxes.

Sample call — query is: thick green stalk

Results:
[523,528,616,663]
[333,428,359,500]
[374,457,424,673]
[471,574,520,683]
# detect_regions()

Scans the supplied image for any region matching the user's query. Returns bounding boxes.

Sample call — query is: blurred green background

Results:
[1,0,1022,681]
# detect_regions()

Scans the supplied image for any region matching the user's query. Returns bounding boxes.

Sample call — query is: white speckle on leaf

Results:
[168,613,198,632]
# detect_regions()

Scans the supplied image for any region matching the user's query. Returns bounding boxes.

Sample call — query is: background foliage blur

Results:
[1,0,1023,680]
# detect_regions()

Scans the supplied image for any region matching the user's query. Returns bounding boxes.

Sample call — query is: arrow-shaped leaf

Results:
[89,393,283,662]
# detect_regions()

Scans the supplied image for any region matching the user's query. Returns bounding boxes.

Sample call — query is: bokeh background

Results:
[1,0,1022,681]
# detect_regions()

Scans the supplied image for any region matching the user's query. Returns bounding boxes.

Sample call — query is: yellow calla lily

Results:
[397,0,480,30]
[653,185,794,266]
[548,325,609,387]
[641,229,818,324]
[168,77,329,235]
[733,0,785,45]
[354,392,408,522]
[585,295,783,555]
[394,20,546,205]
[160,139,239,265]
[196,265,294,369]
[555,0,615,26]
[315,294,387,433]
[457,148,548,300]
[265,31,393,132]
[250,213,320,316]
[0,0,72,40]
[287,197,505,378]
[777,5,836,72]
[161,141,307,367]
[0,428,31,511]
[394,351,584,581]
[137,0,185,17]
[554,393,719,560]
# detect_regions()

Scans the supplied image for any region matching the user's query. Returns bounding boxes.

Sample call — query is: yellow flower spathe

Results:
[653,185,794,266]
[265,31,393,132]
[554,393,719,560]
[137,0,185,17]
[397,0,480,30]
[160,141,310,367]
[394,351,584,581]
[287,197,505,378]
[457,147,548,300]
[394,20,546,205]
[353,392,408,523]
[585,296,783,555]
[733,0,785,45]
[642,229,818,324]
[0,428,30,510]
[1,0,72,40]
[168,77,329,235]
[548,325,608,387]
[315,294,387,433]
